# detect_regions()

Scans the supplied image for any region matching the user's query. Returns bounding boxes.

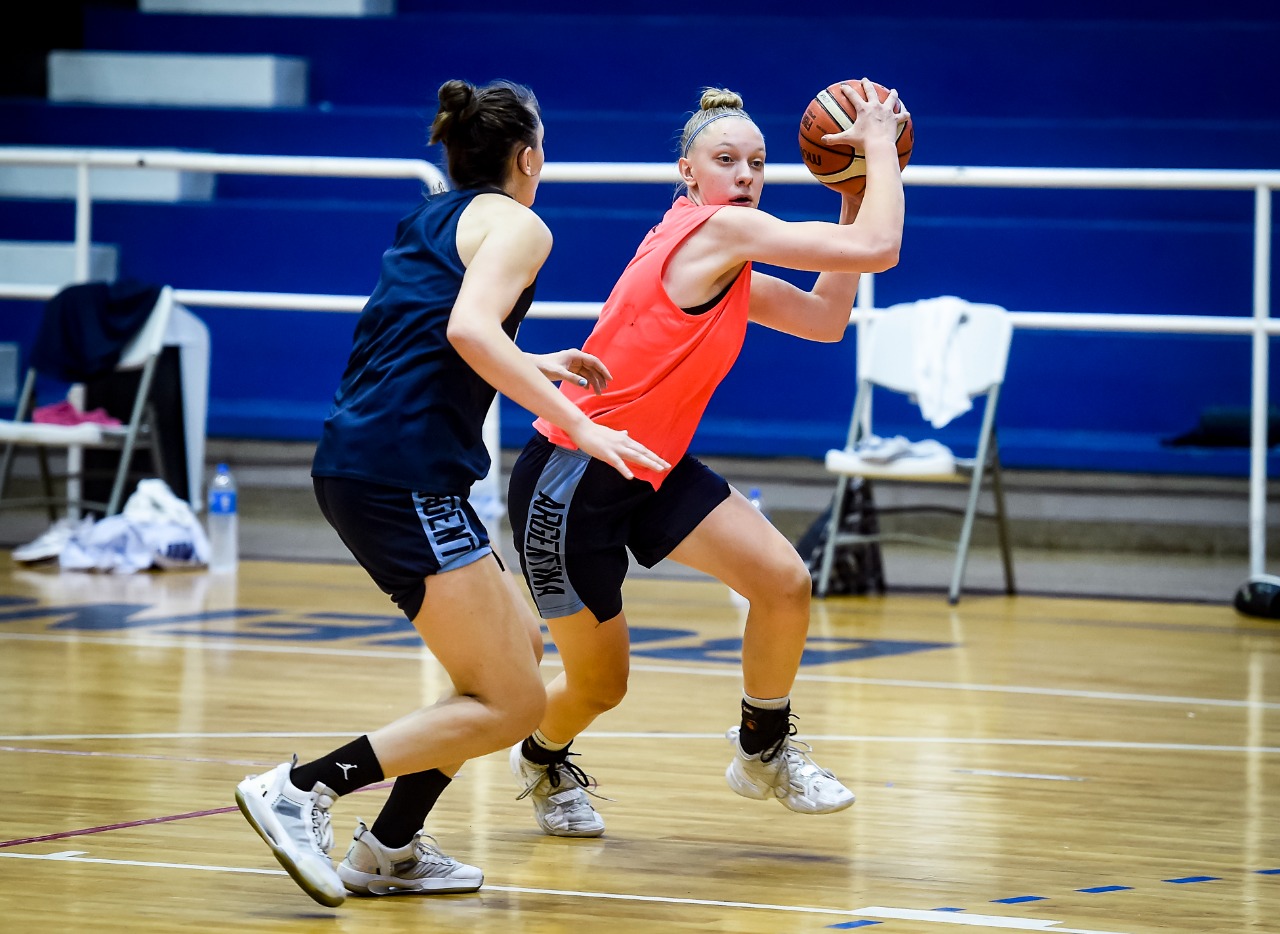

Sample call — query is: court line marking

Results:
[951,769,1085,781]
[0,851,281,876]
[0,744,270,766]
[1,731,1276,754]
[849,906,1128,932]
[0,851,1131,933]
[0,807,237,848]
[1,630,1273,711]
[0,782,394,849]
[755,671,1280,711]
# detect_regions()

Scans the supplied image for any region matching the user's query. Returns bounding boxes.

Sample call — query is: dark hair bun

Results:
[431,80,480,145]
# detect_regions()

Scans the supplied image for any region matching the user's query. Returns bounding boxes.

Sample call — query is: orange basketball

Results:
[798,79,913,195]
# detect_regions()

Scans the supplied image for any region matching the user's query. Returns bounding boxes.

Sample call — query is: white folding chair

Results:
[815,298,1016,604]
[0,284,176,518]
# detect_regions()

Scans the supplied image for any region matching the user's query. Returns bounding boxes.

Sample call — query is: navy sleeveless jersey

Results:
[312,187,535,493]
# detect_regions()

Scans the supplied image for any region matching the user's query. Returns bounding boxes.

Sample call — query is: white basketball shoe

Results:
[337,820,483,896]
[725,725,855,814]
[234,756,346,907]
[509,742,606,837]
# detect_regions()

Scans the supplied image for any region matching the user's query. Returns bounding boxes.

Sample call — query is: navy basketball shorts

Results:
[313,475,501,621]
[507,433,731,622]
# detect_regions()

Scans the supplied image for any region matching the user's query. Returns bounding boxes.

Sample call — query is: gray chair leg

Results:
[816,475,852,598]
[817,384,872,599]
[0,369,37,512]
[989,439,1016,595]
[35,447,58,521]
[949,389,1002,605]
[105,355,160,516]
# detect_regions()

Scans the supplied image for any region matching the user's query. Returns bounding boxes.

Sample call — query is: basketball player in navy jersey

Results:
[233,78,667,908]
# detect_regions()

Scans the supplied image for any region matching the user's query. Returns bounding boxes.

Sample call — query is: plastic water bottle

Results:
[207,463,238,573]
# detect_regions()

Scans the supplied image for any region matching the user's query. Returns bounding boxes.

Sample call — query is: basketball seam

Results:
[814,162,867,184]
[815,90,855,133]
[804,139,859,158]
[816,87,910,144]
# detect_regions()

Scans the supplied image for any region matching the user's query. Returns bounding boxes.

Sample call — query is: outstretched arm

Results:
[447,207,668,479]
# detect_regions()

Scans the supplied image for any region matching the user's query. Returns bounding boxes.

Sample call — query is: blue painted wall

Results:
[1,4,1277,475]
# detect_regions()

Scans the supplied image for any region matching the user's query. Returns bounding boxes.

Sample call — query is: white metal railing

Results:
[1,148,1277,576]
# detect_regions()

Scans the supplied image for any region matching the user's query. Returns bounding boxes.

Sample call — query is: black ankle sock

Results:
[738,700,790,756]
[521,736,569,766]
[370,769,452,849]
[290,735,384,797]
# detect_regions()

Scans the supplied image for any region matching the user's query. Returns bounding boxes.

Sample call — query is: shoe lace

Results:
[408,833,456,869]
[516,750,614,803]
[757,716,836,786]
[780,738,835,783]
[310,790,336,853]
[759,716,799,764]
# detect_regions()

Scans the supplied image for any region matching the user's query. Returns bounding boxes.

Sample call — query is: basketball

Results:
[798,79,913,195]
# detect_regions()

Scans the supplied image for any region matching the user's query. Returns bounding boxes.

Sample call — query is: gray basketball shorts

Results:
[507,433,730,622]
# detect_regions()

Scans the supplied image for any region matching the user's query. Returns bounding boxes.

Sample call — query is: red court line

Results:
[0,780,394,849]
[0,807,238,848]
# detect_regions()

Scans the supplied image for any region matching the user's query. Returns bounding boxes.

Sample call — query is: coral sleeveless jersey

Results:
[535,197,751,489]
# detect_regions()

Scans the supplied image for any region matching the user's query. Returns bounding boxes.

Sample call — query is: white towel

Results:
[59,479,210,573]
[909,295,972,428]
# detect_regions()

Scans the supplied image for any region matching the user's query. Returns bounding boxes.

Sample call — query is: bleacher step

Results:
[0,241,119,286]
[140,0,393,15]
[0,151,215,202]
[48,51,308,108]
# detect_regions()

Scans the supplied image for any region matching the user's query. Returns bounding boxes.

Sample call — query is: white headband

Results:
[681,112,745,157]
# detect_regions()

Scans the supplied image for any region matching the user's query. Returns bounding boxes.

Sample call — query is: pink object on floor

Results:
[32,400,122,428]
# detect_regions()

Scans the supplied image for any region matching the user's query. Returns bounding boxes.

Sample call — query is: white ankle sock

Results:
[530,728,571,753]
[743,693,789,711]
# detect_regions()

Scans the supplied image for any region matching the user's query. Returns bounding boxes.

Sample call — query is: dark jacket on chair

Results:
[30,280,163,383]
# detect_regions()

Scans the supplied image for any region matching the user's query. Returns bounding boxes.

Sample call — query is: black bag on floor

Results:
[1234,575,1280,619]
[795,477,886,596]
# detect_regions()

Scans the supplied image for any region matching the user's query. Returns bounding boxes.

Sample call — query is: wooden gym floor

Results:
[0,549,1276,933]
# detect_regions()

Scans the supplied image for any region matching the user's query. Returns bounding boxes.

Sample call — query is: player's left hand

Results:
[530,349,612,395]
[823,78,908,150]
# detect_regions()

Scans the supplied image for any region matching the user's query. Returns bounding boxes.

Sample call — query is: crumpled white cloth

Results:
[854,434,955,467]
[826,434,956,477]
[60,478,211,573]
[908,295,973,428]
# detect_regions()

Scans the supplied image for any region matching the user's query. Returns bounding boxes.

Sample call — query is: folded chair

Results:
[0,282,175,519]
[814,297,1016,604]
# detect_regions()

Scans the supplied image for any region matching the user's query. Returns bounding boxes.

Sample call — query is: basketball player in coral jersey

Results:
[507,80,908,836]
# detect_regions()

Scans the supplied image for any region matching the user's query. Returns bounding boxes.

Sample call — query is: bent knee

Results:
[501,707,547,747]
[778,557,813,603]
[588,681,628,714]
[491,690,547,746]
[742,554,811,608]
[568,675,628,715]
[487,669,547,736]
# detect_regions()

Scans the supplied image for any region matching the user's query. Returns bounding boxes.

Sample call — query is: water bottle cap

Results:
[217,463,228,472]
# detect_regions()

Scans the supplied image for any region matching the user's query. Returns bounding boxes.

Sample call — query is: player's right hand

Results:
[570,423,670,480]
